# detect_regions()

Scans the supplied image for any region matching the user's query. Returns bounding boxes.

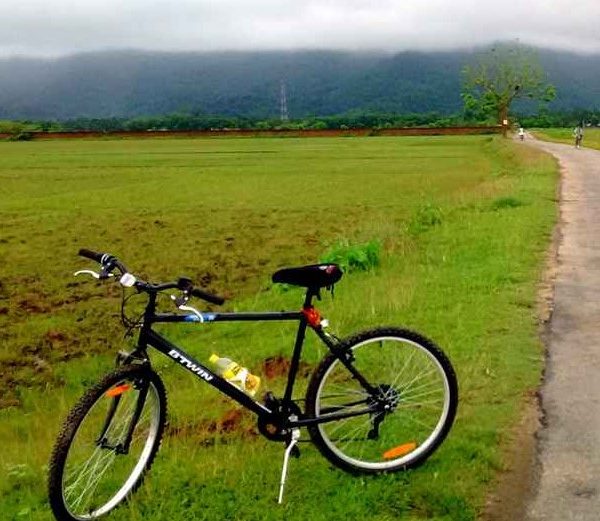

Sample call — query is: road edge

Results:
[480,140,563,521]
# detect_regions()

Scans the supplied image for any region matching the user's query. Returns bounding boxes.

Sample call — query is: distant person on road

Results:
[574,124,584,149]
[518,127,525,141]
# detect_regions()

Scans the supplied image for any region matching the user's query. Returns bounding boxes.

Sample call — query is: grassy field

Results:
[0,135,557,520]
[532,127,600,150]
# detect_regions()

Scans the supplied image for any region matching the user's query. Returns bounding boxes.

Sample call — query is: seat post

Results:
[303,287,316,308]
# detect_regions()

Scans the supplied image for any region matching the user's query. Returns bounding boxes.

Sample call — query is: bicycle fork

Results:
[96,380,149,454]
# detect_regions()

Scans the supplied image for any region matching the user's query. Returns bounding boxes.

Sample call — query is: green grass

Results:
[0,135,557,520]
[320,239,381,272]
[532,127,600,150]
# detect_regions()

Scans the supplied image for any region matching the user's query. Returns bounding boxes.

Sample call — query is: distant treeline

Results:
[517,110,600,128]
[2,110,599,136]
[2,48,600,121]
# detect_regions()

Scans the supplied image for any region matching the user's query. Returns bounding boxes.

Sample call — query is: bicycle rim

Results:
[61,376,161,519]
[314,335,452,470]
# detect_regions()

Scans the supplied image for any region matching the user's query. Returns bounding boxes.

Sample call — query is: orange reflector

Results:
[383,442,417,460]
[105,384,131,397]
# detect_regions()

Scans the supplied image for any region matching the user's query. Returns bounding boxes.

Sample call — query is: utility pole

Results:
[280,80,289,122]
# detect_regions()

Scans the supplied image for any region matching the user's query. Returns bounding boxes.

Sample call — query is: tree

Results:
[0,120,26,135]
[462,43,556,134]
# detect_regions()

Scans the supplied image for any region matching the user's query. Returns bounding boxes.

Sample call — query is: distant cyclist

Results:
[574,124,584,149]
[518,127,525,141]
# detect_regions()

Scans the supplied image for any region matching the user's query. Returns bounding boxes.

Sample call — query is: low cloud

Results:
[1,0,599,57]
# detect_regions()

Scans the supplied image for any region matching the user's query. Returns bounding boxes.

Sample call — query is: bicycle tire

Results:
[48,364,167,521]
[305,327,457,474]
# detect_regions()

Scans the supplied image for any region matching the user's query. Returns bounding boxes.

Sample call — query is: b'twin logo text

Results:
[168,349,214,382]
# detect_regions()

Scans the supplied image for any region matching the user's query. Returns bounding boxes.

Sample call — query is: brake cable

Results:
[120,288,145,337]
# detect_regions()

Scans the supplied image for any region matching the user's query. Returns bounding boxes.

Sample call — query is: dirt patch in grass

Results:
[166,408,258,442]
[15,294,52,314]
[0,356,61,408]
[260,355,312,380]
[42,329,68,345]
[209,409,255,435]
[0,328,84,409]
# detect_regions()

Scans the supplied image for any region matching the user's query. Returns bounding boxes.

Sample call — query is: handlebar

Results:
[78,248,128,275]
[191,288,225,306]
[78,248,106,263]
[175,277,225,306]
[77,248,225,306]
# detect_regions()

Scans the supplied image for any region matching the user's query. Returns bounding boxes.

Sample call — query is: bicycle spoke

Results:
[400,410,438,433]
[70,449,117,513]
[400,377,443,397]
[319,378,368,393]
[385,348,418,397]
[71,444,116,497]
[68,445,115,511]
[64,444,103,492]
[398,399,444,410]
[398,366,439,396]
[337,414,378,452]
[64,446,105,502]
[401,385,444,404]
[324,406,372,438]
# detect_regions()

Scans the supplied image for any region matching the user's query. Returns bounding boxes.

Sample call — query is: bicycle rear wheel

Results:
[306,328,457,473]
[48,365,167,521]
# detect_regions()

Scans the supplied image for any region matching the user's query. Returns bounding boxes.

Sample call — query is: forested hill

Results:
[0,48,599,120]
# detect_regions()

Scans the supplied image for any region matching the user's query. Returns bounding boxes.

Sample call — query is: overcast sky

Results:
[1,0,599,57]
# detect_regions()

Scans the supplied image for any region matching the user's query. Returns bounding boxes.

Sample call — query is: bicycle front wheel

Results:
[48,365,167,521]
[306,328,457,473]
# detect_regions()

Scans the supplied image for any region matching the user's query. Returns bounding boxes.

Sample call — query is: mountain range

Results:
[0,48,599,120]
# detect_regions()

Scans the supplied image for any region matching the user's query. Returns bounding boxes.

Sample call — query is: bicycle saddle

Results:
[272,264,342,288]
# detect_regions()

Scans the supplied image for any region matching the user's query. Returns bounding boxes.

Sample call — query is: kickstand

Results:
[277,428,300,504]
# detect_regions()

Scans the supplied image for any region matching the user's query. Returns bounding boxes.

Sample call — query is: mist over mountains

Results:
[0,47,599,120]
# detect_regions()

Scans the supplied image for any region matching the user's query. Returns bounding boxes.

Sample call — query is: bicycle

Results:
[48,249,458,520]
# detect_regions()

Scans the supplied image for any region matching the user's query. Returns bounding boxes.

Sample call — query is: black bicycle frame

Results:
[134,289,377,429]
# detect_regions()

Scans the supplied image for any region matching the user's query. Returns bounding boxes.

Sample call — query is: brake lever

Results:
[74,269,137,288]
[170,294,204,322]
[74,269,113,280]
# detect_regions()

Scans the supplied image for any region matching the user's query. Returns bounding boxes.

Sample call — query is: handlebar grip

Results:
[78,248,126,273]
[78,248,105,263]
[191,288,225,306]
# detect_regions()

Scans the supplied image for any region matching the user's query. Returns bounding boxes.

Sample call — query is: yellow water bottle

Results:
[209,354,261,396]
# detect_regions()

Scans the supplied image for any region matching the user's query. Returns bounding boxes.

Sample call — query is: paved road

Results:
[525,138,600,521]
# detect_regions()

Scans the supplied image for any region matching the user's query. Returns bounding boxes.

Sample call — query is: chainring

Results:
[257,393,303,441]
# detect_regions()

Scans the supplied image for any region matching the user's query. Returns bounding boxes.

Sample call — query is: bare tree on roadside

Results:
[462,43,556,136]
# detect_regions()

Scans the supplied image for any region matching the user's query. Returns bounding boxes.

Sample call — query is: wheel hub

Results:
[369,384,400,412]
